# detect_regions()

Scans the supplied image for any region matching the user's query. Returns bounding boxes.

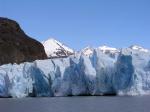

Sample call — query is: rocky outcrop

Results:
[0,17,47,65]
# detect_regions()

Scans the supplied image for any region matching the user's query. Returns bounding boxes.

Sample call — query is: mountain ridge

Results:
[42,38,150,58]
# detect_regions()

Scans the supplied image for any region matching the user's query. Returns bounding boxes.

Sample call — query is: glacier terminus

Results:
[0,44,150,98]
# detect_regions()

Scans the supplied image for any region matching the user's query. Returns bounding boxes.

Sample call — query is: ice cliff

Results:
[0,47,150,98]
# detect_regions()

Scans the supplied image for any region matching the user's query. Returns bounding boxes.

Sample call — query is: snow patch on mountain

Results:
[129,45,149,52]
[81,45,120,57]
[81,46,94,56]
[98,45,120,54]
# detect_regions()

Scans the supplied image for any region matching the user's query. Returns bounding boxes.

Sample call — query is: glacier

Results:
[0,48,150,98]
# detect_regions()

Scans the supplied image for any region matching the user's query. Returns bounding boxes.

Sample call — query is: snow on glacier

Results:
[0,48,150,97]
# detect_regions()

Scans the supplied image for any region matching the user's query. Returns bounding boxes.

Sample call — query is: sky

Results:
[0,0,150,50]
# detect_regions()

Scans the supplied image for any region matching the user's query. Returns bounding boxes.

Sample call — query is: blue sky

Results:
[0,0,150,50]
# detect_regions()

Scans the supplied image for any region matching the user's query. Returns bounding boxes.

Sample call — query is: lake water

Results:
[0,96,149,112]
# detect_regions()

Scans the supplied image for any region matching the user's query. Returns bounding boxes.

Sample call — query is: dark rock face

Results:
[0,17,47,65]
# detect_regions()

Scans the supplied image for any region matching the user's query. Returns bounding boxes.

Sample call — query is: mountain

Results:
[0,17,47,65]
[42,38,74,58]
[81,45,120,58]
[129,45,149,52]
[81,46,94,56]
[98,45,120,54]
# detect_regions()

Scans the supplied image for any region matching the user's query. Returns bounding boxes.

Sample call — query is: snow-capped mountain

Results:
[98,46,120,58]
[81,46,94,56]
[98,45,120,54]
[42,38,74,58]
[81,45,120,58]
[129,45,149,52]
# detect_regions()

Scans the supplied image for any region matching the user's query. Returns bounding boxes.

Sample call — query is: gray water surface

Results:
[0,96,149,112]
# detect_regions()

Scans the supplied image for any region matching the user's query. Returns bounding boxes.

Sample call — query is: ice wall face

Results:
[113,48,150,95]
[113,54,134,93]
[90,50,116,95]
[0,48,150,98]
